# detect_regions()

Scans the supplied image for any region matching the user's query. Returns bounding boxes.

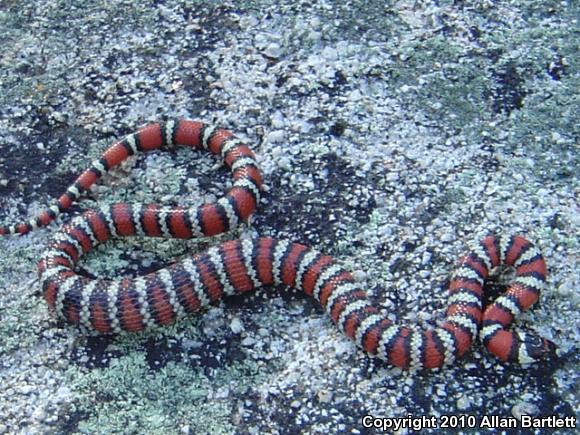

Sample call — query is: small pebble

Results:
[267,130,285,143]
[512,402,540,420]
[457,395,472,410]
[264,42,283,59]
[230,317,244,334]
[317,390,333,403]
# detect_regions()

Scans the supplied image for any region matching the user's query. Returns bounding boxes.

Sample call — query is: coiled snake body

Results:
[0,120,555,369]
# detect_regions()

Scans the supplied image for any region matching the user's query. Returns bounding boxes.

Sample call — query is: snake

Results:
[0,119,556,370]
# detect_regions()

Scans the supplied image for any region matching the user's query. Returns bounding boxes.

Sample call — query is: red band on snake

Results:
[1,119,555,370]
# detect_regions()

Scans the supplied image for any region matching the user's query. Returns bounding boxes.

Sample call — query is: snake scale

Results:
[0,119,556,369]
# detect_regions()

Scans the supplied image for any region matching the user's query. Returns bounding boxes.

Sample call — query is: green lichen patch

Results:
[66,353,263,434]
[0,240,47,355]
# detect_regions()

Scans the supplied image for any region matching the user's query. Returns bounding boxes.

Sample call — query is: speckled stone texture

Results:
[0,1,577,434]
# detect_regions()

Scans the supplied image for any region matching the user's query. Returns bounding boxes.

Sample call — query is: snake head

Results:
[525,335,557,361]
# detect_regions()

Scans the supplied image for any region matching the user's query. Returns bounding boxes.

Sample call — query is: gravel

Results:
[0,1,578,434]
